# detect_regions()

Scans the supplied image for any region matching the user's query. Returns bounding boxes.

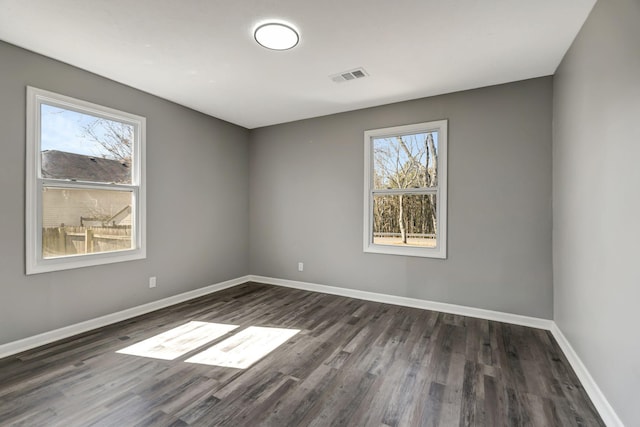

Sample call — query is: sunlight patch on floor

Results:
[116,321,238,360]
[185,326,300,369]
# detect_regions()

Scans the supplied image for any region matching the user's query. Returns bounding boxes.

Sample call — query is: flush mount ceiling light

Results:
[254,22,299,50]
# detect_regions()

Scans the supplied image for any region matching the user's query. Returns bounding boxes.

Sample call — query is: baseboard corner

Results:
[549,322,624,427]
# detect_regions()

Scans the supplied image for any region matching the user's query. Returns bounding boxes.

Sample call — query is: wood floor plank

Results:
[0,282,605,426]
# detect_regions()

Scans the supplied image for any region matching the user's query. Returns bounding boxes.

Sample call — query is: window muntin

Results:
[364,120,447,258]
[26,87,146,274]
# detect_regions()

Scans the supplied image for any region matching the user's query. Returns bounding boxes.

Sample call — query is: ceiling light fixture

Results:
[254,22,299,51]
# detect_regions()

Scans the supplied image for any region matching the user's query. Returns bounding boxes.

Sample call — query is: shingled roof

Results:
[41,150,130,184]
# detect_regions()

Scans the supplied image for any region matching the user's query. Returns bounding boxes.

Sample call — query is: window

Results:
[26,87,146,274]
[363,120,447,258]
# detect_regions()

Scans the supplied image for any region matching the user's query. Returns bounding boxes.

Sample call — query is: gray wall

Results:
[553,0,640,425]
[0,41,250,346]
[250,77,553,319]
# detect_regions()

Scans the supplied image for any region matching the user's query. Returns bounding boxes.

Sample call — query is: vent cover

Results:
[330,67,369,83]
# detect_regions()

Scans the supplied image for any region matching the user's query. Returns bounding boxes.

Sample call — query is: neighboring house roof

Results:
[41,150,130,184]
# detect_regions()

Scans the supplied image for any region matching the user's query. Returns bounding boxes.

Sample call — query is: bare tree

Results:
[82,119,133,162]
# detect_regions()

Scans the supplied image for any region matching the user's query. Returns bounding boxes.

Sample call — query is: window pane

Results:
[42,187,133,258]
[372,131,438,190]
[373,194,437,247]
[40,103,133,184]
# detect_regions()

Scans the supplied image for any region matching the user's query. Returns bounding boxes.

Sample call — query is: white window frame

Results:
[26,87,146,274]
[363,120,448,259]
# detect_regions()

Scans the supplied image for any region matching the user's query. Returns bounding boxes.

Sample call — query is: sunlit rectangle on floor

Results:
[116,321,238,360]
[185,326,299,369]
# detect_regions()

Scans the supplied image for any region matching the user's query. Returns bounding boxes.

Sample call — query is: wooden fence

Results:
[42,226,132,258]
[373,232,436,239]
[373,232,437,247]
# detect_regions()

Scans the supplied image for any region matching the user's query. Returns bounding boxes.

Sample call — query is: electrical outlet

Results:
[149,276,157,288]
[298,262,304,272]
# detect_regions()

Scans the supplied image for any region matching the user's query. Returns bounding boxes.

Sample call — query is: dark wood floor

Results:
[0,282,604,426]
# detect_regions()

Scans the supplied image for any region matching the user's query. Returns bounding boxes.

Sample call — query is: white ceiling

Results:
[0,0,596,129]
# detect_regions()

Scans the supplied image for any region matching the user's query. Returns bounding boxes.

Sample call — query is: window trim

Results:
[26,86,146,274]
[363,120,448,259]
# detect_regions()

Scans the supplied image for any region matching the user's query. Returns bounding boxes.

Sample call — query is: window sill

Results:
[364,243,447,259]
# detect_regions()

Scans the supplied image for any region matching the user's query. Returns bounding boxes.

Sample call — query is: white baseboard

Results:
[0,275,251,359]
[550,323,624,427]
[249,275,553,330]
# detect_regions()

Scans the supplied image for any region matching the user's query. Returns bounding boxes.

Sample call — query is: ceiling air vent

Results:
[330,67,369,83]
